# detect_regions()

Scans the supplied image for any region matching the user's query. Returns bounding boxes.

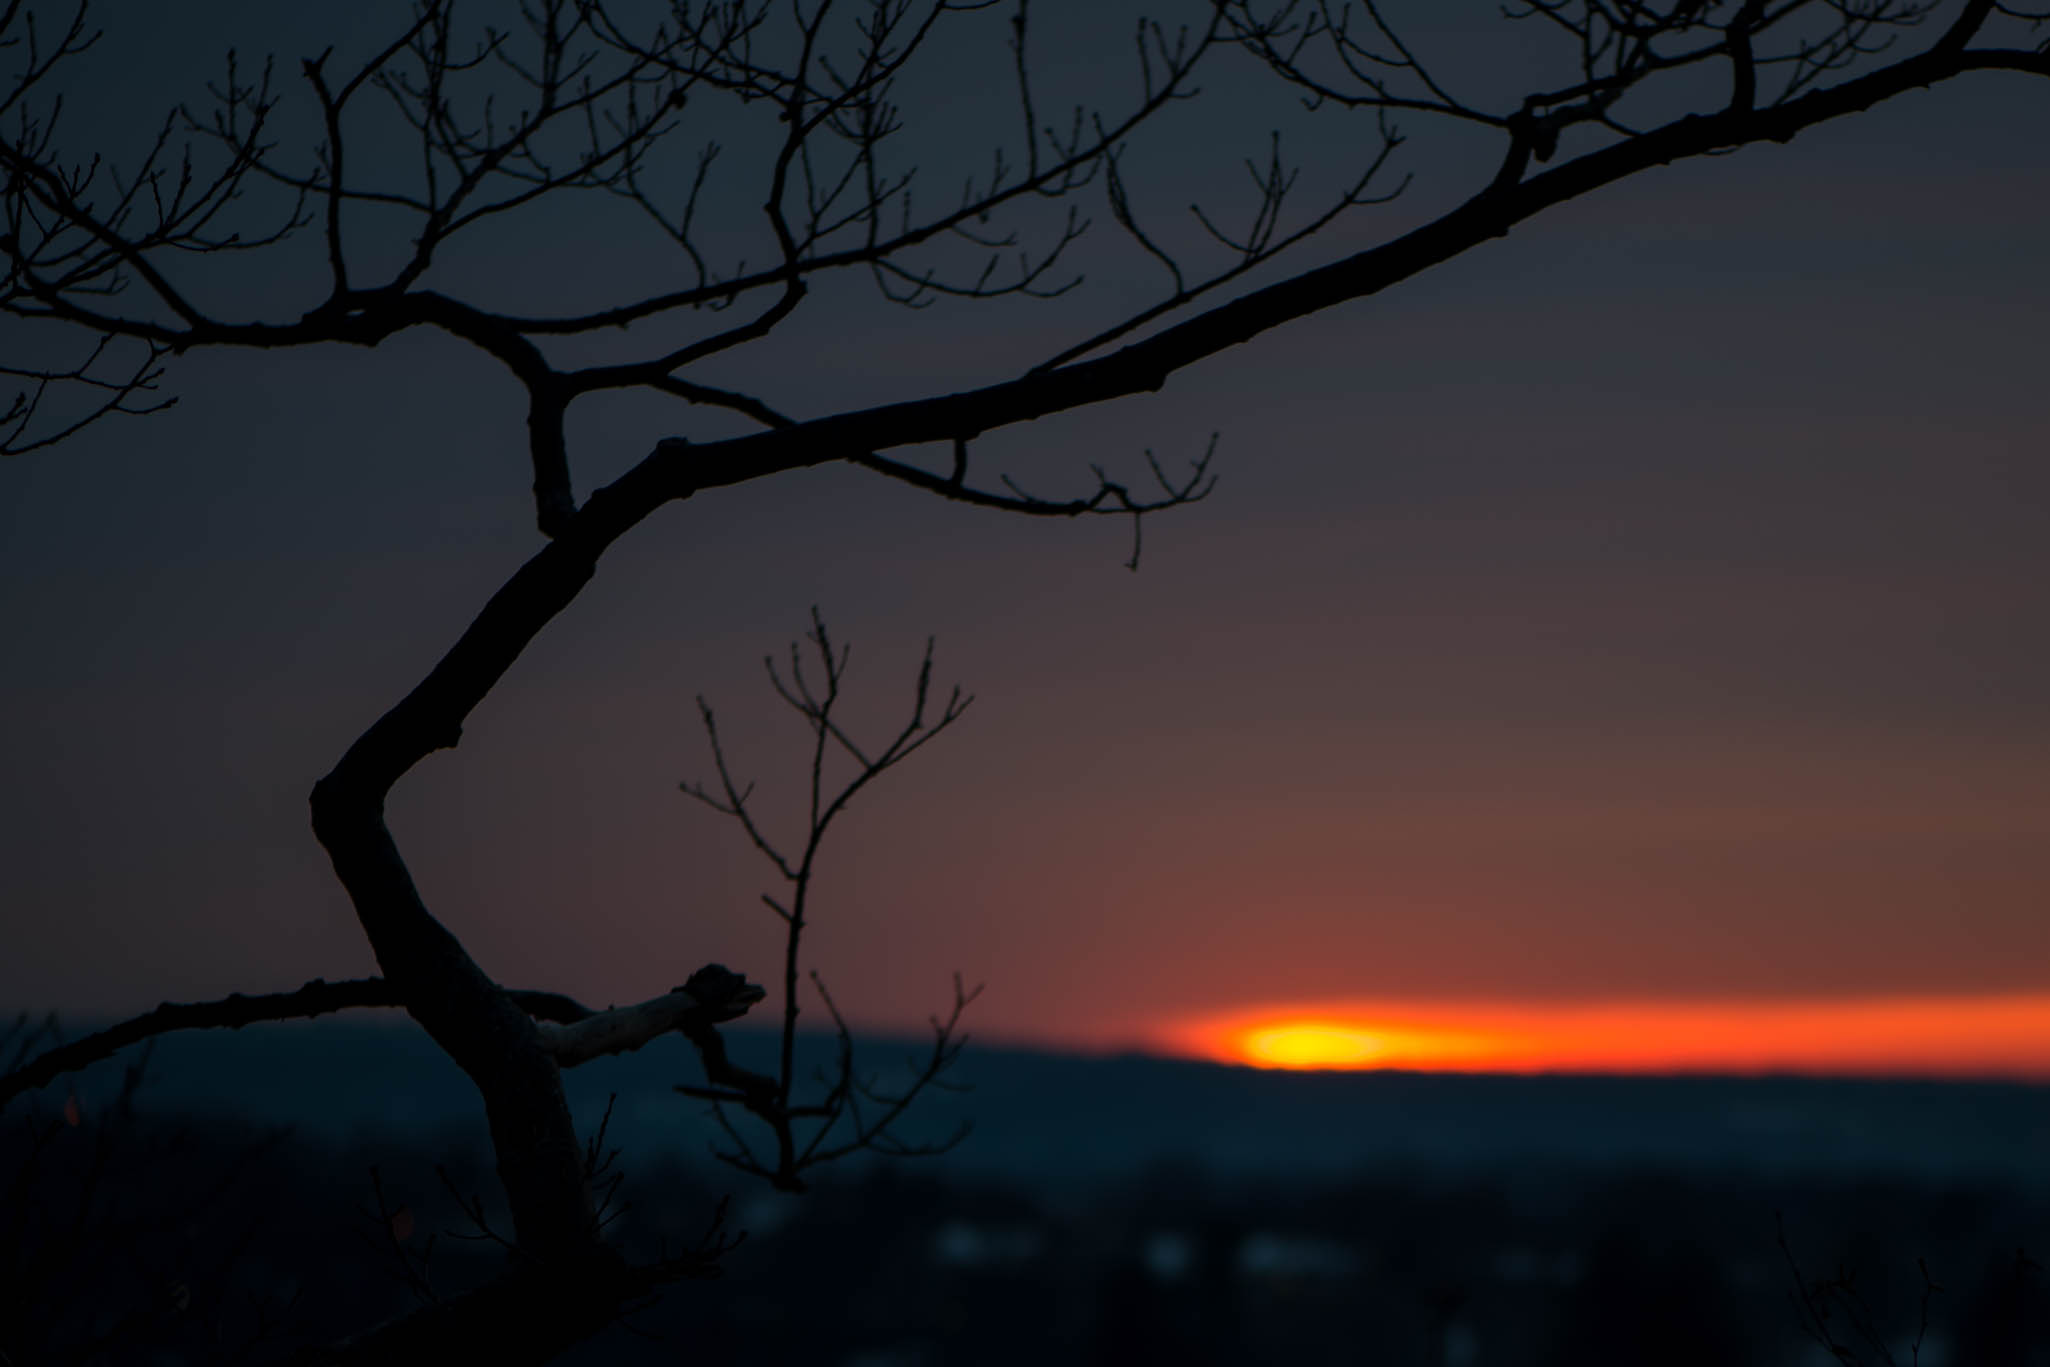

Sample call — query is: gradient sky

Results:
[2,3,2047,1074]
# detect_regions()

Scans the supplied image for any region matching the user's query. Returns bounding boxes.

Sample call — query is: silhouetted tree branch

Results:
[1779,1210,1948,1367]
[6,0,2048,1359]
[0,970,772,1109]
[677,612,979,1190]
[0,982,534,1109]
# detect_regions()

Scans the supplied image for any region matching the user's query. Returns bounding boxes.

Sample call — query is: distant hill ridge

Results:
[30,1019,2050,1189]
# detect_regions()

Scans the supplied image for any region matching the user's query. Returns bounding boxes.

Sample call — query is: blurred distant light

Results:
[1142,1230,1195,1282]
[1237,1231,1361,1282]
[930,1218,1045,1268]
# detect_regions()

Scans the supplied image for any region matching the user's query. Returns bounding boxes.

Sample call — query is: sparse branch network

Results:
[678,610,979,1191]
[4,0,2047,1360]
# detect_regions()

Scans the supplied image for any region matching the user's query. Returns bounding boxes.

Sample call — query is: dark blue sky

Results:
[2,2,2046,1056]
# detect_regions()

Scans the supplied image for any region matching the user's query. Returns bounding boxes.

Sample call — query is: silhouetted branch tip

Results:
[541,970,765,1068]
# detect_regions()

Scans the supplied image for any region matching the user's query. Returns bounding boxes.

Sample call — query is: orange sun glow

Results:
[1241,1022,1386,1069]
[1154,994,2050,1079]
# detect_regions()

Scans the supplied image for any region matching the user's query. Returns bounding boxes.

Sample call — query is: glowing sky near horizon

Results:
[1,7,2047,1080]
[1156,994,2050,1079]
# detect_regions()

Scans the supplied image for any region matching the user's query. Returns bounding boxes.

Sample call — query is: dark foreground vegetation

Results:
[6,1056,2045,1365]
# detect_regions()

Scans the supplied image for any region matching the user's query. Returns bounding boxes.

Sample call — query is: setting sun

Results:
[1242,1022,1387,1069]
[1154,994,2050,1078]
[1202,1014,1511,1072]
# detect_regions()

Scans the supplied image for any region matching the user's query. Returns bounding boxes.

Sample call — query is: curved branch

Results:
[7,8,2040,1360]
[269,19,2041,1298]
[660,38,2049,490]
[301,28,2050,835]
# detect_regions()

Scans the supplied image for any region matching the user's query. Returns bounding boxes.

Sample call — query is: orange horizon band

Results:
[1148,993,2050,1079]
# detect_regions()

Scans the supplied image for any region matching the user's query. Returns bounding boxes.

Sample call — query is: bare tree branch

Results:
[676,612,976,1191]
[538,966,766,1068]
[0,976,615,1108]
[5,1,2046,1358]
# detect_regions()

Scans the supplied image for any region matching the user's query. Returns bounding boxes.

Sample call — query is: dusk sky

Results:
[2,2,2047,1076]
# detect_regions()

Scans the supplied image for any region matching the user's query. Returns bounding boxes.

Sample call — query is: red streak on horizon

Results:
[1155,994,2050,1079]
